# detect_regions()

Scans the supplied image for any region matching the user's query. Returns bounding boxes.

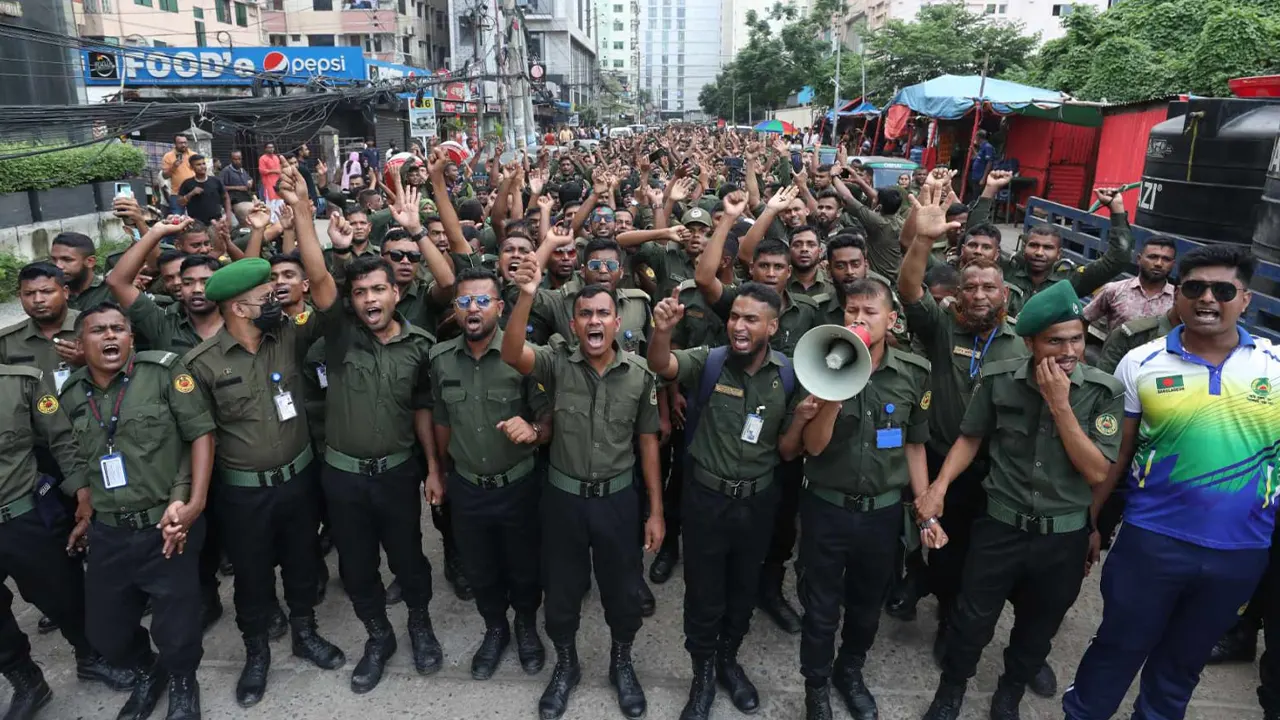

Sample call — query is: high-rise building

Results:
[638,0,723,119]
[596,0,638,117]
[522,0,597,109]
[837,0,1111,41]
[260,0,450,69]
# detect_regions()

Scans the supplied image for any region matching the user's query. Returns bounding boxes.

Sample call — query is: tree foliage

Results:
[1022,0,1280,103]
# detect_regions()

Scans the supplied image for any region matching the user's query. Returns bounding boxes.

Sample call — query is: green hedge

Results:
[0,239,132,303]
[0,142,146,194]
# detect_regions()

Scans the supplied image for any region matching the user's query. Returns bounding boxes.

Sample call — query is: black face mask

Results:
[252,298,285,332]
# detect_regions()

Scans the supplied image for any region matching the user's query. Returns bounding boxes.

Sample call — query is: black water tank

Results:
[1256,136,1280,262]
[1135,98,1280,246]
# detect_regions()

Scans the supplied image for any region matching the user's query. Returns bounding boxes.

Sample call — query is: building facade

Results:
[838,0,1112,41]
[261,0,450,69]
[522,0,596,109]
[638,0,723,119]
[76,0,267,48]
[595,0,638,117]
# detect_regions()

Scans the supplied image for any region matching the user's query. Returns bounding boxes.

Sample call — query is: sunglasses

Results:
[587,259,620,272]
[384,250,422,263]
[1180,280,1239,303]
[454,294,494,310]
[552,246,577,256]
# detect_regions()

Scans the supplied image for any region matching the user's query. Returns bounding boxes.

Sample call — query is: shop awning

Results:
[888,74,1099,125]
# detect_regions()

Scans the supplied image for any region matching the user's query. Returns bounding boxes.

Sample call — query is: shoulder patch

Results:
[36,394,59,415]
[0,364,43,381]
[1094,413,1119,436]
[135,350,179,367]
[174,374,196,393]
[294,310,311,326]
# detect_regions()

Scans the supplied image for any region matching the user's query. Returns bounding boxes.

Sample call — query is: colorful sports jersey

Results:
[1115,326,1280,550]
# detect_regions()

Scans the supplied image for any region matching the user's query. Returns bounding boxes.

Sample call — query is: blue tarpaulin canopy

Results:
[824,97,880,121]
[887,74,1067,120]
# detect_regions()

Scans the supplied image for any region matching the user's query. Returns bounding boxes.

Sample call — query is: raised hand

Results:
[392,185,423,234]
[652,296,685,333]
[247,201,272,230]
[327,210,354,249]
[512,253,542,295]
[1095,186,1125,214]
[767,184,799,212]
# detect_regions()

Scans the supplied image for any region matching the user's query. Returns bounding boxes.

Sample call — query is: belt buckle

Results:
[0,505,11,522]
[361,457,387,476]
[268,468,286,486]
[478,474,500,490]
[123,512,145,530]
[721,479,749,499]
[583,481,604,498]
[844,494,871,512]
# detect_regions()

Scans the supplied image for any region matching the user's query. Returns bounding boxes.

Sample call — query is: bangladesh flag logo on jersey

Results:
[1155,375,1185,394]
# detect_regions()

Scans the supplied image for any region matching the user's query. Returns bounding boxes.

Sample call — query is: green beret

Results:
[1016,279,1084,337]
[205,257,271,302]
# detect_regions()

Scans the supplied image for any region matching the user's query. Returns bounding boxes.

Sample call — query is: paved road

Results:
[19,533,1266,720]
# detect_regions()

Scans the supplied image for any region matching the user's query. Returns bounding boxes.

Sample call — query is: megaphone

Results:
[794,324,874,401]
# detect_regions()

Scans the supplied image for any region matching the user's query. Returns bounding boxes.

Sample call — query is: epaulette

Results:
[0,364,42,380]
[0,319,26,338]
[405,324,437,345]
[1120,315,1161,338]
[618,287,651,302]
[1082,365,1125,395]
[134,350,179,367]
[182,335,221,365]
[812,292,831,306]
[790,292,819,308]
[427,335,462,361]
[893,348,932,374]
[1005,282,1026,298]
[979,357,1026,379]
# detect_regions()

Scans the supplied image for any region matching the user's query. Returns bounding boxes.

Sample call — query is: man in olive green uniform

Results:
[621,209,708,301]
[0,361,136,719]
[64,303,215,720]
[1097,306,1180,375]
[50,232,114,311]
[0,263,81,393]
[648,283,810,720]
[696,198,820,633]
[431,267,551,681]
[183,253,344,708]
[792,277,935,720]
[540,237,653,357]
[830,171,906,282]
[502,253,664,720]
[292,187,443,694]
[898,183,1030,662]
[919,281,1123,720]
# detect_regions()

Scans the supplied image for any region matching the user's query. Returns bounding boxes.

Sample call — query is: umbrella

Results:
[753,119,798,134]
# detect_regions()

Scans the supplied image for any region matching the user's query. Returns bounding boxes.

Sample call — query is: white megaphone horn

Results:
[793,324,874,402]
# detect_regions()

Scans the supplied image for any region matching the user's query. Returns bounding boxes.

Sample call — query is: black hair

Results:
[75,300,129,332]
[458,199,485,223]
[269,251,304,270]
[815,189,840,202]
[735,281,783,316]
[945,202,970,220]
[572,283,617,312]
[925,263,961,292]
[180,254,222,275]
[462,225,480,243]
[177,220,208,242]
[357,189,380,204]
[583,238,622,260]
[712,201,726,214]
[188,153,206,164]
[1178,244,1255,285]
[18,261,66,286]
[827,232,868,255]
[381,229,416,246]
[1027,223,1063,245]
[345,255,398,295]
[843,277,894,308]
[876,187,903,215]
[558,181,583,206]
[754,238,789,261]
[503,220,533,242]
[817,164,833,173]
[716,183,740,200]
[345,206,369,220]
[51,232,95,256]
[455,266,501,295]
[723,233,741,261]
[157,249,186,268]
[1143,235,1178,253]
[787,225,819,243]
[422,214,444,228]
[965,223,1001,242]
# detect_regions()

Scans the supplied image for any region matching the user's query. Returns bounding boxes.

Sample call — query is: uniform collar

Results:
[568,338,627,372]
[879,346,907,375]
[216,324,278,353]
[358,312,414,345]
[1013,357,1084,388]
[71,274,104,298]
[1165,324,1254,356]
[23,309,78,339]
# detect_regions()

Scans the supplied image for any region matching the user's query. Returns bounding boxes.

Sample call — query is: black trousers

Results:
[197,485,222,597]
[1258,525,1280,713]
[925,446,989,622]
[448,467,542,626]
[542,483,642,645]
[798,492,902,684]
[0,510,92,673]
[763,458,804,571]
[86,518,205,674]
[661,430,685,545]
[681,477,780,656]
[217,463,323,637]
[321,460,432,622]
[941,516,1088,687]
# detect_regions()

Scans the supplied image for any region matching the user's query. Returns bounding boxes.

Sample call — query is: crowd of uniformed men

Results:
[0,126,1277,720]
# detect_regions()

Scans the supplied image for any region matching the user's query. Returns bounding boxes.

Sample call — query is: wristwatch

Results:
[410,228,429,242]
[530,422,543,439]
[332,246,351,255]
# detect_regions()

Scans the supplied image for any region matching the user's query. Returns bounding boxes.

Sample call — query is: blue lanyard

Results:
[969,329,998,380]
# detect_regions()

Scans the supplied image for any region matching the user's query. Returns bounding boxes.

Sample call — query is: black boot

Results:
[164,672,200,720]
[444,550,474,601]
[649,541,679,584]
[35,616,56,635]
[75,649,138,691]
[989,676,1024,720]
[638,580,656,618]
[538,641,582,720]
[350,616,397,694]
[471,622,510,681]
[385,579,403,606]
[716,638,759,714]
[1027,663,1057,698]
[115,657,169,720]
[831,658,876,720]
[923,680,966,720]
[757,565,801,634]
[236,635,270,708]
[514,611,546,674]
[407,607,443,675]
[608,641,647,719]
[290,615,346,670]
[804,683,833,720]
[267,605,288,641]
[2,658,51,720]
[679,654,716,720]
[1208,623,1258,664]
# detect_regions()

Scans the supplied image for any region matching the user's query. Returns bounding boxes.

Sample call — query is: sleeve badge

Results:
[37,395,59,415]
[174,374,196,394]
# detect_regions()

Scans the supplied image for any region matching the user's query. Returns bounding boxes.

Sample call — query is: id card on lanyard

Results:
[271,372,297,421]
[85,359,133,490]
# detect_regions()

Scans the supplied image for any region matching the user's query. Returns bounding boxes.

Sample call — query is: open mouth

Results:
[585,328,606,349]
[1191,307,1221,323]
[463,314,483,332]
[506,261,521,275]
[730,332,751,352]
[274,287,291,301]
[102,343,121,361]
[364,306,384,324]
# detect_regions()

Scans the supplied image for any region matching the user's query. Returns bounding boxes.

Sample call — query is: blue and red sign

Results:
[82,46,366,86]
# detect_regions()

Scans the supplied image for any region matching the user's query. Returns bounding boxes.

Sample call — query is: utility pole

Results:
[732,83,736,127]
[500,0,534,147]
